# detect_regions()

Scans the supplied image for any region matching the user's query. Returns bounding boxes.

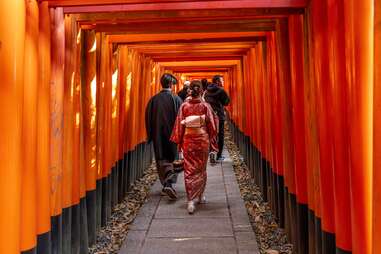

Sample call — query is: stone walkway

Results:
[119,150,260,254]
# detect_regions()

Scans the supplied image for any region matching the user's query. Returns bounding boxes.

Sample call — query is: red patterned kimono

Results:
[170,98,218,201]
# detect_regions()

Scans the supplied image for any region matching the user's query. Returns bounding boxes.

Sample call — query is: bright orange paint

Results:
[99,34,112,178]
[20,0,39,250]
[72,27,83,204]
[49,7,65,217]
[118,47,128,159]
[96,33,109,180]
[326,0,352,250]
[83,31,98,191]
[304,7,322,220]
[111,42,119,163]
[289,15,308,205]
[62,14,75,209]
[267,32,284,176]
[347,0,374,253]
[0,1,25,253]
[373,1,381,253]
[36,1,52,235]
[310,0,336,234]
[276,19,296,195]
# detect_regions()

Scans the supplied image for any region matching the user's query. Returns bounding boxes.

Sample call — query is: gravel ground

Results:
[225,127,293,254]
[89,164,158,254]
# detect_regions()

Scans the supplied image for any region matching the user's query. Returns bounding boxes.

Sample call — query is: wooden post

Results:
[0,0,25,253]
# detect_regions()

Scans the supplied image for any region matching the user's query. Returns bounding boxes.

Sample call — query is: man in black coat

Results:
[145,73,182,199]
[204,75,230,161]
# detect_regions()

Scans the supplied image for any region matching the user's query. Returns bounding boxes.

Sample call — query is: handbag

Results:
[173,158,184,173]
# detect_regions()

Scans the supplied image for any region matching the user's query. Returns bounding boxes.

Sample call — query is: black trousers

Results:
[217,119,225,158]
[156,160,178,186]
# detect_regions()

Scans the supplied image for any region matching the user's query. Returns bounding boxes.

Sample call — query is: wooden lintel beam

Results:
[57,0,308,13]
[171,68,230,71]
[135,48,253,54]
[152,56,242,62]
[169,68,230,72]
[125,41,257,49]
[146,53,247,60]
[74,8,304,22]
[116,36,266,45]
[140,48,249,54]
[79,16,275,24]
[159,59,240,67]
[90,20,276,33]
[168,68,232,73]
[108,31,267,43]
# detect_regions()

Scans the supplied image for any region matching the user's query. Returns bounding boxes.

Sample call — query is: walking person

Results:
[145,73,183,200]
[170,80,218,214]
[201,78,209,101]
[204,75,230,161]
[178,80,191,101]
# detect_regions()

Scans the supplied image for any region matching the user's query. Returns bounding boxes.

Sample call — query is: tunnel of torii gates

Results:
[0,0,380,253]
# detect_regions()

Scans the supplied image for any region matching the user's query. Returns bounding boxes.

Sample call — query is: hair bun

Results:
[190,80,202,97]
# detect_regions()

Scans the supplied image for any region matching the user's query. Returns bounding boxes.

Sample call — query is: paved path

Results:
[119,150,260,254]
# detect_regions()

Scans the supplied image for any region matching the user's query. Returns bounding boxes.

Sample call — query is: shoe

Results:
[216,155,225,161]
[209,152,217,164]
[163,184,178,200]
[164,171,177,183]
[198,195,207,204]
[187,201,195,214]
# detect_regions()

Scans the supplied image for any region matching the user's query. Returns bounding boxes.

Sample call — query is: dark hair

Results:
[201,79,208,91]
[212,75,223,84]
[160,73,177,88]
[190,80,202,98]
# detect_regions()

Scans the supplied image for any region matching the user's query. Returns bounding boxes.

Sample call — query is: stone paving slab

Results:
[119,230,146,253]
[148,217,234,238]
[155,195,229,218]
[140,237,237,254]
[236,232,260,254]
[119,150,259,254]
[128,183,161,231]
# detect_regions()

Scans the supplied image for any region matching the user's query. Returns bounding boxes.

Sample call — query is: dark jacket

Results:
[177,87,189,101]
[204,83,230,120]
[145,90,183,161]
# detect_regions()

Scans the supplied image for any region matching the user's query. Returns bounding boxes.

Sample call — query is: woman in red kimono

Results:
[170,80,218,214]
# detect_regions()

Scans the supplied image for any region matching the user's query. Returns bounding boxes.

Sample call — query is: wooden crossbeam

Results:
[109,31,267,43]
[44,0,308,11]
[74,8,303,22]
[90,19,276,33]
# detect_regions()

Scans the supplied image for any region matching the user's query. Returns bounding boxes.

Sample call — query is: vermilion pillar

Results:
[62,14,76,212]
[289,14,308,254]
[36,1,52,245]
[118,47,128,162]
[309,3,336,253]
[0,1,25,253]
[276,19,297,245]
[50,7,65,218]
[20,0,39,251]
[374,1,381,253]
[83,30,98,194]
[326,0,352,251]
[50,7,65,253]
[346,0,374,253]
[372,1,381,253]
